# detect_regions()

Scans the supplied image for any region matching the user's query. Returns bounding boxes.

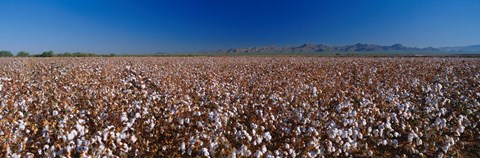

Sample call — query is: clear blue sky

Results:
[1,0,479,54]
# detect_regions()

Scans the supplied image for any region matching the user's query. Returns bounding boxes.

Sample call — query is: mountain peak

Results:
[391,44,404,47]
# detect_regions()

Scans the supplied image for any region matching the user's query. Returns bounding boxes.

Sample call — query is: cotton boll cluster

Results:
[0,57,479,157]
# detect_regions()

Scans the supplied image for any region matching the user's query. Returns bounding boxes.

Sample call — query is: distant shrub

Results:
[58,52,72,57]
[0,50,14,57]
[16,51,30,57]
[37,51,55,57]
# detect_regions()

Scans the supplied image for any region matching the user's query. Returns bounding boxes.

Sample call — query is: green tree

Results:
[0,50,14,57]
[16,51,30,57]
[40,51,55,57]
[59,52,72,57]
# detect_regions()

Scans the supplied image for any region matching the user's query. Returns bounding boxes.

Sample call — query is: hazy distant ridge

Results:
[439,45,480,52]
[216,43,480,54]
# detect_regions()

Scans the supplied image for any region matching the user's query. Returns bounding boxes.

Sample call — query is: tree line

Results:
[0,50,116,57]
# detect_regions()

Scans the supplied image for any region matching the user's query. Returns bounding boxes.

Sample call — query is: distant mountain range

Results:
[215,43,480,54]
[439,45,480,52]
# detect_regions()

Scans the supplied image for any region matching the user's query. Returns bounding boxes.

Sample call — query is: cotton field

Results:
[0,57,479,157]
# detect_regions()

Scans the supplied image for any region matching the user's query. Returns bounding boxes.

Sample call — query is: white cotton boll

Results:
[180,142,186,153]
[368,150,373,156]
[18,120,26,131]
[346,136,354,143]
[120,132,128,140]
[439,118,447,128]
[307,150,318,157]
[352,130,360,138]
[334,149,342,156]
[343,119,349,127]
[289,149,296,157]
[326,141,332,148]
[442,143,451,153]
[416,139,423,146]
[208,111,217,121]
[328,146,336,154]
[435,83,443,91]
[196,121,203,128]
[241,130,249,137]
[194,111,202,116]
[392,139,398,147]
[149,121,155,131]
[255,136,263,145]
[243,131,252,142]
[251,123,258,129]
[12,153,21,158]
[336,129,343,137]
[393,132,401,138]
[385,122,392,130]
[342,130,349,139]
[261,145,267,153]
[373,129,379,137]
[76,124,85,136]
[254,150,263,158]
[67,130,78,140]
[236,130,242,139]
[264,132,272,142]
[361,119,367,126]
[122,143,130,152]
[296,127,302,136]
[347,128,353,136]
[458,125,465,133]
[178,118,184,125]
[240,145,252,156]
[19,112,25,118]
[435,117,442,126]
[439,108,447,116]
[78,119,85,124]
[121,112,128,122]
[201,148,210,157]
[130,135,137,143]
[458,115,465,124]
[103,131,109,142]
[351,141,358,149]
[343,142,351,152]
[408,133,415,143]
[437,152,444,158]
[446,136,455,145]
[334,136,342,144]
[209,142,219,155]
